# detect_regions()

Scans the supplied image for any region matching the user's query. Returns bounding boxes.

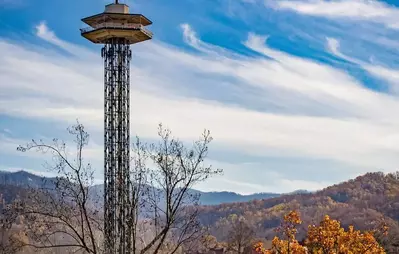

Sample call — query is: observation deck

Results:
[81,3,153,44]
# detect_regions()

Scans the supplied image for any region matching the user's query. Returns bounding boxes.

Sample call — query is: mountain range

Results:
[0,170,302,205]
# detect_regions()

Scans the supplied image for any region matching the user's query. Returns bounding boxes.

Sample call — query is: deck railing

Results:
[80,23,153,37]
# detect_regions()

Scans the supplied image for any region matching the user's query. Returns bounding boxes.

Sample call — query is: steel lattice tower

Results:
[81,1,152,253]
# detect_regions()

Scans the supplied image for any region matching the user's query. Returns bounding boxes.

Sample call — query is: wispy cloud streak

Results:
[270,0,399,29]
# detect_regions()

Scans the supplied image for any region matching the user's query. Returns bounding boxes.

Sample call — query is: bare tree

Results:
[224,215,255,254]
[16,123,103,253]
[181,234,223,254]
[129,124,222,254]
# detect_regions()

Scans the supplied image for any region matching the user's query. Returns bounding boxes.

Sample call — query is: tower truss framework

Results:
[103,38,132,253]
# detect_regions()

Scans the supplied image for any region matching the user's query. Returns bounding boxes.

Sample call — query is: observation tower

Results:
[80,1,152,253]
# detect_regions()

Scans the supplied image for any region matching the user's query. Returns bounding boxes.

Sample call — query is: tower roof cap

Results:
[105,3,129,14]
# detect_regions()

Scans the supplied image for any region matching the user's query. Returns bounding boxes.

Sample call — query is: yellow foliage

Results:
[270,203,285,212]
[253,211,386,254]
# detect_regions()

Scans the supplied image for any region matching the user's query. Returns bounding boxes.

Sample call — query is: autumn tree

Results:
[306,215,386,254]
[263,211,307,254]
[254,210,387,254]
[16,123,103,253]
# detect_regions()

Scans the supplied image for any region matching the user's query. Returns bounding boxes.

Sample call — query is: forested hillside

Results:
[196,172,399,253]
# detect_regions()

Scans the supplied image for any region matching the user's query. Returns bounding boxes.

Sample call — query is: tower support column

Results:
[103,38,132,254]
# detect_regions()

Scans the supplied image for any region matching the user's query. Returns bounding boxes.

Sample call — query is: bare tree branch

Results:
[130,123,222,254]
[16,122,103,254]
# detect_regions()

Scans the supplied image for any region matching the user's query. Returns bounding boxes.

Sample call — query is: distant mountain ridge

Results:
[0,170,303,205]
[0,170,57,189]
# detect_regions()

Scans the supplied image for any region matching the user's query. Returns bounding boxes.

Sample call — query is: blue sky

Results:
[2,0,399,194]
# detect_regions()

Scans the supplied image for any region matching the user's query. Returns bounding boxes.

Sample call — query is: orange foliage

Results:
[281,211,302,241]
[306,215,385,253]
[253,211,386,254]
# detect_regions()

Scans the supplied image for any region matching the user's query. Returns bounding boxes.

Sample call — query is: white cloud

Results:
[0,133,101,161]
[0,134,28,156]
[181,23,204,52]
[3,21,399,192]
[271,0,399,29]
[326,38,343,57]
[325,37,399,94]
[195,160,335,194]
[180,23,242,59]
[278,178,328,192]
[35,21,97,59]
[2,128,11,134]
